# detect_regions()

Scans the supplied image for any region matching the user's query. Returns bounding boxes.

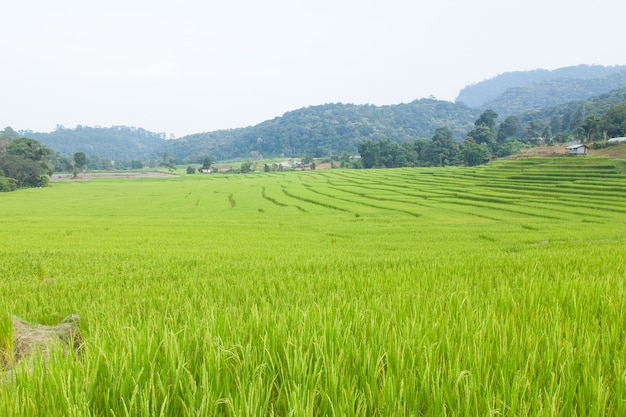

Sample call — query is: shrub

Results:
[0,176,18,192]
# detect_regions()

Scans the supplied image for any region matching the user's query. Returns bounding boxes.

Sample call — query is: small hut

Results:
[567,144,588,155]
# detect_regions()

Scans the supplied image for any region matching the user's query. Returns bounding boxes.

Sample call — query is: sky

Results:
[2,0,626,138]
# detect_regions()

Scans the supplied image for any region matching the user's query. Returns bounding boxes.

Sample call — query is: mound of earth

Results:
[3,314,83,374]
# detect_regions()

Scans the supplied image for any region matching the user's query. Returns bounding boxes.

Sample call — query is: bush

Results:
[186,166,196,174]
[0,177,17,192]
[589,141,617,149]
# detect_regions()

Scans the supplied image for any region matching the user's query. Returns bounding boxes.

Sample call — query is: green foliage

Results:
[359,128,466,168]
[72,151,87,171]
[5,65,626,170]
[497,116,519,142]
[0,137,51,189]
[474,109,498,129]
[0,126,20,140]
[86,155,114,171]
[0,176,18,192]
[51,153,73,173]
[186,166,196,174]
[519,92,626,142]
[201,156,213,170]
[467,124,496,149]
[462,138,491,166]
[161,100,479,160]
[0,155,47,187]
[463,110,526,162]
[0,313,11,370]
[422,127,461,166]
[24,125,166,160]
[603,103,626,137]
[582,115,603,142]
[239,160,252,173]
[6,137,52,162]
[494,139,530,158]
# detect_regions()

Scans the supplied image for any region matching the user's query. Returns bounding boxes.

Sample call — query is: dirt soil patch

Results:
[506,144,569,159]
[508,142,626,159]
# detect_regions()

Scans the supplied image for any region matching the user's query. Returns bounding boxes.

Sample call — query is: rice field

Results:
[1,157,626,416]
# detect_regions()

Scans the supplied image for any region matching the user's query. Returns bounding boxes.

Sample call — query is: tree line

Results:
[518,90,626,143]
[0,128,52,191]
[357,110,527,168]
[357,102,626,169]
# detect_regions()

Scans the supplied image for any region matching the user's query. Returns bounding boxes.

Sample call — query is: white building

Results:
[567,144,588,155]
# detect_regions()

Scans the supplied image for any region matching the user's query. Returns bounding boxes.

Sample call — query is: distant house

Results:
[567,144,588,155]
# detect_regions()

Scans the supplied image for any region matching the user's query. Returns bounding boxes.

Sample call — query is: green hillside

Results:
[7,65,626,164]
[482,69,626,116]
[23,125,166,160]
[515,86,626,141]
[160,100,479,161]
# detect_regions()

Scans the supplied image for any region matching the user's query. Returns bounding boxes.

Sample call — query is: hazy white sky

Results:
[2,0,625,137]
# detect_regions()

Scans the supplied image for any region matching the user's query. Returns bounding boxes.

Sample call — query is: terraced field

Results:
[1,158,625,416]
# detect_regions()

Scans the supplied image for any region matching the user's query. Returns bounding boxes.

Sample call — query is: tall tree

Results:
[0,127,20,140]
[475,110,499,130]
[357,140,380,168]
[0,154,47,187]
[582,115,602,142]
[467,124,496,151]
[524,120,545,142]
[201,156,214,170]
[603,103,626,138]
[468,110,499,152]
[0,137,52,188]
[73,151,87,175]
[462,138,491,166]
[7,137,52,162]
[497,116,519,142]
[423,127,460,167]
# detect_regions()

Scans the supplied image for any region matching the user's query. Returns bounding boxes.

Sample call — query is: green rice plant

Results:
[1,159,626,415]
[0,314,12,372]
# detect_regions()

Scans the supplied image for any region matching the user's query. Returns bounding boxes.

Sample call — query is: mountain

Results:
[14,64,626,163]
[159,100,480,160]
[23,125,166,160]
[480,69,626,116]
[456,65,626,110]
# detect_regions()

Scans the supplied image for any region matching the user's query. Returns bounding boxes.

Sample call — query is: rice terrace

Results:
[1,157,626,416]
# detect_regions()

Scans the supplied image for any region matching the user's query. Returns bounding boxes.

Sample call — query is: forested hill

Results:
[517,86,626,133]
[23,125,166,160]
[480,69,626,116]
[11,65,626,163]
[456,65,626,112]
[160,100,480,160]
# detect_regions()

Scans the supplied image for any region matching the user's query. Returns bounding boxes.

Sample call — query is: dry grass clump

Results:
[2,314,82,373]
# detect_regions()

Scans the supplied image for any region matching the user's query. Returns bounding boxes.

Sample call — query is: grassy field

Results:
[1,157,626,416]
